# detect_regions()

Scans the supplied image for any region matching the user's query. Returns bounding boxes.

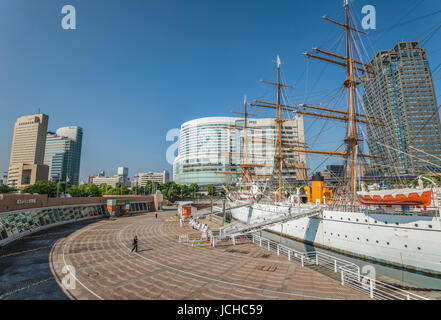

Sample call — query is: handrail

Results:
[205,233,429,300]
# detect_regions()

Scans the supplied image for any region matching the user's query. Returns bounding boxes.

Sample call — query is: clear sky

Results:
[0,0,440,182]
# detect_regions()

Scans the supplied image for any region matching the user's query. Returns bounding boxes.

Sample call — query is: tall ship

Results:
[222,0,441,276]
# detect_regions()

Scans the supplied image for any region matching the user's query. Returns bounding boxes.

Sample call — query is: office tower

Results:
[363,41,441,175]
[55,127,83,186]
[9,114,49,167]
[173,116,306,185]
[44,132,75,184]
[8,114,49,188]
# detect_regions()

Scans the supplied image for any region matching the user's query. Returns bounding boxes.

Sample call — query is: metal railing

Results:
[205,233,429,300]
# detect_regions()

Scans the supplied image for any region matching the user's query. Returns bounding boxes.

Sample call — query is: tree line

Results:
[4,180,217,202]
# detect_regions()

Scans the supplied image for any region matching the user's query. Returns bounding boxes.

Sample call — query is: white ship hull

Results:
[230,202,441,275]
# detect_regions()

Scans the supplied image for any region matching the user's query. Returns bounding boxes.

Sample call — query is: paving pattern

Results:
[50,211,369,300]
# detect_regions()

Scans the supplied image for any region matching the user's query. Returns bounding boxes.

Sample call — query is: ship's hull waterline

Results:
[230,202,441,276]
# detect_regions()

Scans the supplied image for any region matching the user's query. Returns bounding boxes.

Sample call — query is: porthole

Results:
[414,224,418,227]
[345,235,348,238]
[429,225,433,228]
[404,245,408,248]
[341,217,343,220]
[357,237,360,240]
[418,247,421,250]
[348,218,351,221]
[366,239,369,242]
[365,219,368,223]
[395,222,399,225]
[375,221,377,223]
[338,234,340,237]
[385,221,388,225]
[387,242,390,245]
[376,240,379,244]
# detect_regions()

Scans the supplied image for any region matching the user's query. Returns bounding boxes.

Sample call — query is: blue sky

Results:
[0,0,440,182]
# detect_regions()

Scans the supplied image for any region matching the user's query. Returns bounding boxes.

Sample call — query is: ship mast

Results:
[276,57,283,200]
[344,0,359,203]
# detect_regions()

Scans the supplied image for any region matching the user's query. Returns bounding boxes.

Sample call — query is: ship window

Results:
[387,242,390,245]
[356,219,359,222]
[405,245,408,248]
[348,218,351,221]
[385,221,388,224]
[414,224,418,227]
[345,235,347,238]
[341,217,343,220]
[366,239,369,242]
[395,222,399,225]
[375,221,377,223]
[418,247,421,250]
[429,225,432,228]
[357,237,360,240]
[338,234,340,237]
[376,240,379,243]
[365,219,368,223]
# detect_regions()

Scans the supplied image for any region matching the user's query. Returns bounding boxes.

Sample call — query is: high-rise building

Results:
[8,114,49,188]
[363,41,441,175]
[173,116,306,185]
[44,132,74,184]
[55,127,83,186]
[9,114,49,167]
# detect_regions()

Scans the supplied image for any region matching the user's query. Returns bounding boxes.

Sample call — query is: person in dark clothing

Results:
[131,235,138,253]
[155,213,158,219]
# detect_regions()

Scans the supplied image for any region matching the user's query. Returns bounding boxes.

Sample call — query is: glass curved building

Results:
[173,116,306,186]
[173,117,241,185]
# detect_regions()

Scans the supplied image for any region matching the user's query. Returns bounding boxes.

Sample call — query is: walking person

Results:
[155,212,158,219]
[131,235,138,253]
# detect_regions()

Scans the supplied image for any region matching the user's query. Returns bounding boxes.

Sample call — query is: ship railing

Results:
[205,233,429,300]
[338,267,428,300]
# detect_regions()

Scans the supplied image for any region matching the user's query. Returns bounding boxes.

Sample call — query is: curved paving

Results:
[0,220,99,300]
[49,211,368,300]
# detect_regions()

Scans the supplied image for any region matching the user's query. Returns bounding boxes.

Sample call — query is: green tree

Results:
[189,183,199,197]
[207,185,217,197]
[181,185,190,198]
[0,185,16,194]
[21,181,57,197]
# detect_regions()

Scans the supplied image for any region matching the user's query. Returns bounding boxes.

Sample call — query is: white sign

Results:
[16,199,37,205]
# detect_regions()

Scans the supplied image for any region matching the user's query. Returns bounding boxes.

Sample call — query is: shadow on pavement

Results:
[0,219,101,300]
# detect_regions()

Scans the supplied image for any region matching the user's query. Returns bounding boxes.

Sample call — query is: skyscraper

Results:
[55,127,83,186]
[7,114,49,188]
[44,132,74,184]
[9,114,49,167]
[363,41,441,175]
